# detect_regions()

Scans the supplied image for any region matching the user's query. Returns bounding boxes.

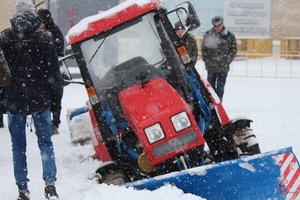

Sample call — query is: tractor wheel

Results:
[233,128,261,157]
[96,162,141,185]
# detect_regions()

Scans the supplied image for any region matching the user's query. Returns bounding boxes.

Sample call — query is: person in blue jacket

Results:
[0,0,61,199]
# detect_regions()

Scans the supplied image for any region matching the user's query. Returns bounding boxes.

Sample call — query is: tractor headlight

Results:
[144,123,165,144]
[171,111,191,132]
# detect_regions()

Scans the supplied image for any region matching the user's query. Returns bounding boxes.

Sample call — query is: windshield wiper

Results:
[89,30,111,64]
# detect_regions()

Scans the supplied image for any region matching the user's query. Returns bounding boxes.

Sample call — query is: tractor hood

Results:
[119,78,189,127]
[119,77,205,165]
[119,77,188,128]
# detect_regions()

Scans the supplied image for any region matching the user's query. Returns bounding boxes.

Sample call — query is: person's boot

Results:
[45,185,59,200]
[52,125,59,135]
[17,190,30,200]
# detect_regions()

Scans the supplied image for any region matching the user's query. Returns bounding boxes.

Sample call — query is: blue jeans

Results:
[207,72,228,101]
[8,108,57,191]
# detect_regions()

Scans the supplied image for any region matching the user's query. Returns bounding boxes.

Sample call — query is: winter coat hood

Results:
[10,11,42,34]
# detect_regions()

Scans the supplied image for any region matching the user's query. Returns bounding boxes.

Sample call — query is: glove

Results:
[51,101,62,113]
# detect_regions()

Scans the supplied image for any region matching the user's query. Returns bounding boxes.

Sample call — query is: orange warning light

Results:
[86,87,96,97]
[177,46,188,57]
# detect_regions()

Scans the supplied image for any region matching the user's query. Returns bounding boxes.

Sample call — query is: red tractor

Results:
[63,1,300,199]
[65,0,259,183]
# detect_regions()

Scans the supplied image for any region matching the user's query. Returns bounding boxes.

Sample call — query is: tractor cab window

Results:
[80,12,164,89]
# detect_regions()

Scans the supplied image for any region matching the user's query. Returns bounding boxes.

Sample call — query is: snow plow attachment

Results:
[123,147,300,200]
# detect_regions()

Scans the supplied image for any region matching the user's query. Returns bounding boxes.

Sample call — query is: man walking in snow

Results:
[201,16,237,101]
[0,0,61,199]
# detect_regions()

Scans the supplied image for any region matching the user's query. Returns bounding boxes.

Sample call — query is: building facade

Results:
[0,0,299,40]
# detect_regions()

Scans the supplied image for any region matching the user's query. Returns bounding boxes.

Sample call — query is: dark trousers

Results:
[51,87,63,128]
[207,72,228,101]
[0,101,5,127]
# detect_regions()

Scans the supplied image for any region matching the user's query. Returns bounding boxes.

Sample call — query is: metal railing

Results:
[196,53,300,79]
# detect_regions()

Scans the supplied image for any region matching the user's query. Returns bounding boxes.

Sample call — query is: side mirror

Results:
[58,53,77,86]
[58,53,86,86]
[176,1,200,31]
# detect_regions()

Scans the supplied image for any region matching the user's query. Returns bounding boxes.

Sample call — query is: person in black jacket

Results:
[174,21,198,66]
[201,16,237,101]
[37,8,65,135]
[0,0,61,199]
[37,9,64,57]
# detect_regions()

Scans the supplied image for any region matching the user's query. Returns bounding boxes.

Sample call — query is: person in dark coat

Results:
[37,9,64,57]
[201,16,237,101]
[0,47,10,128]
[37,8,65,135]
[174,21,198,66]
[0,0,61,199]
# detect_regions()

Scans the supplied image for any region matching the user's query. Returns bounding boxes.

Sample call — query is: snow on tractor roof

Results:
[66,0,164,45]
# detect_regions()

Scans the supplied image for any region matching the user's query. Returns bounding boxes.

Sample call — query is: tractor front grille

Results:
[152,130,198,158]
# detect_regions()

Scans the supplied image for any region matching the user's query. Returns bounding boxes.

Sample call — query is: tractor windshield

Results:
[80,12,164,86]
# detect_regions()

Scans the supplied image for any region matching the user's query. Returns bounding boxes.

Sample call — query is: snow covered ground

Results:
[1,60,300,199]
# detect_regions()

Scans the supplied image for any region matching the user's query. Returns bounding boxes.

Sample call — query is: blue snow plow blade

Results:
[123,147,300,200]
